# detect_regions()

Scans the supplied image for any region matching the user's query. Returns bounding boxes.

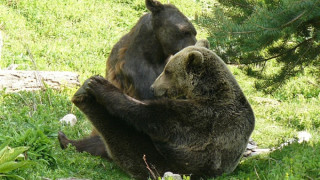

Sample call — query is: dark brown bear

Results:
[68,40,255,179]
[107,0,197,99]
[58,0,197,174]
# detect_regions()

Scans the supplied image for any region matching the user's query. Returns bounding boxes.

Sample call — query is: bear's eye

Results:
[165,69,171,75]
[183,31,191,36]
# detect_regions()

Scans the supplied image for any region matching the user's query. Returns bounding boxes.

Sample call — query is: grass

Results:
[0,0,319,179]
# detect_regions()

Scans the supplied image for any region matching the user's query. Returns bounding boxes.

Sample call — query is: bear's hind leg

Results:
[58,131,110,160]
[58,79,112,159]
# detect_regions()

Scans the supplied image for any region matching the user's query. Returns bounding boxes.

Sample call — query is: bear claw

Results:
[74,78,91,97]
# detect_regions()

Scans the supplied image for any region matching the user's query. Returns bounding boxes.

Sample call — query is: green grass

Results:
[0,0,320,179]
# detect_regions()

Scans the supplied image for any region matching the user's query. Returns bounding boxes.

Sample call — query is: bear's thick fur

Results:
[58,0,197,159]
[107,0,196,99]
[70,40,255,179]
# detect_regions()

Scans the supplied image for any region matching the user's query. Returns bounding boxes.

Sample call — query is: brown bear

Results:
[58,0,197,159]
[107,0,197,99]
[69,39,255,179]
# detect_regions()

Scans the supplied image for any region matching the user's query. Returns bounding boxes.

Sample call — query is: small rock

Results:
[60,114,77,126]
[297,131,312,143]
[162,172,182,180]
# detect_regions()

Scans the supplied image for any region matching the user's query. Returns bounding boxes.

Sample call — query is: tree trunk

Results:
[0,70,80,92]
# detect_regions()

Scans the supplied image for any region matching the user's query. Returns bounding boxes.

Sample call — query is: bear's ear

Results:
[186,51,204,72]
[146,0,164,13]
[195,39,210,49]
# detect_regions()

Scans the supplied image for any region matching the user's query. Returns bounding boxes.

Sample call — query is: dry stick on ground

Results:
[254,165,261,180]
[26,46,45,90]
[143,155,157,180]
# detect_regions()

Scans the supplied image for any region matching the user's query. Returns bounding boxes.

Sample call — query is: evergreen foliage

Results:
[204,0,320,91]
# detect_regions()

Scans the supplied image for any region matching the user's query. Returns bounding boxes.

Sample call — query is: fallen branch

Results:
[0,70,79,92]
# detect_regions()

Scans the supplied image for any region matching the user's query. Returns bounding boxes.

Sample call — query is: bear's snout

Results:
[150,83,167,97]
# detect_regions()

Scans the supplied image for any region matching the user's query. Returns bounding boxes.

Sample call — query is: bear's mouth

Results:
[175,95,187,99]
[153,88,169,98]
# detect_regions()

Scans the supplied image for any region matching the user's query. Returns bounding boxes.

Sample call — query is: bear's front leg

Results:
[85,76,175,138]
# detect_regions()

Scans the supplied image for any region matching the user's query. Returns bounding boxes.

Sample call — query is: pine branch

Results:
[218,0,254,9]
[231,30,258,34]
[281,10,306,28]
[257,39,313,91]
[241,37,314,65]
[232,10,307,34]
[205,0,320,90]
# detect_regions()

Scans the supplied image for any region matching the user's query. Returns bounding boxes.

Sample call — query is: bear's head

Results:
[151,39,237,101]
[146,0,197,56]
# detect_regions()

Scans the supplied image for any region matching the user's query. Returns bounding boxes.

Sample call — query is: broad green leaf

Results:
[0,146,29,164]
[0,141,11,151]
[0,146,10,162]
[0,174,25,180]
[0,161,32,173]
